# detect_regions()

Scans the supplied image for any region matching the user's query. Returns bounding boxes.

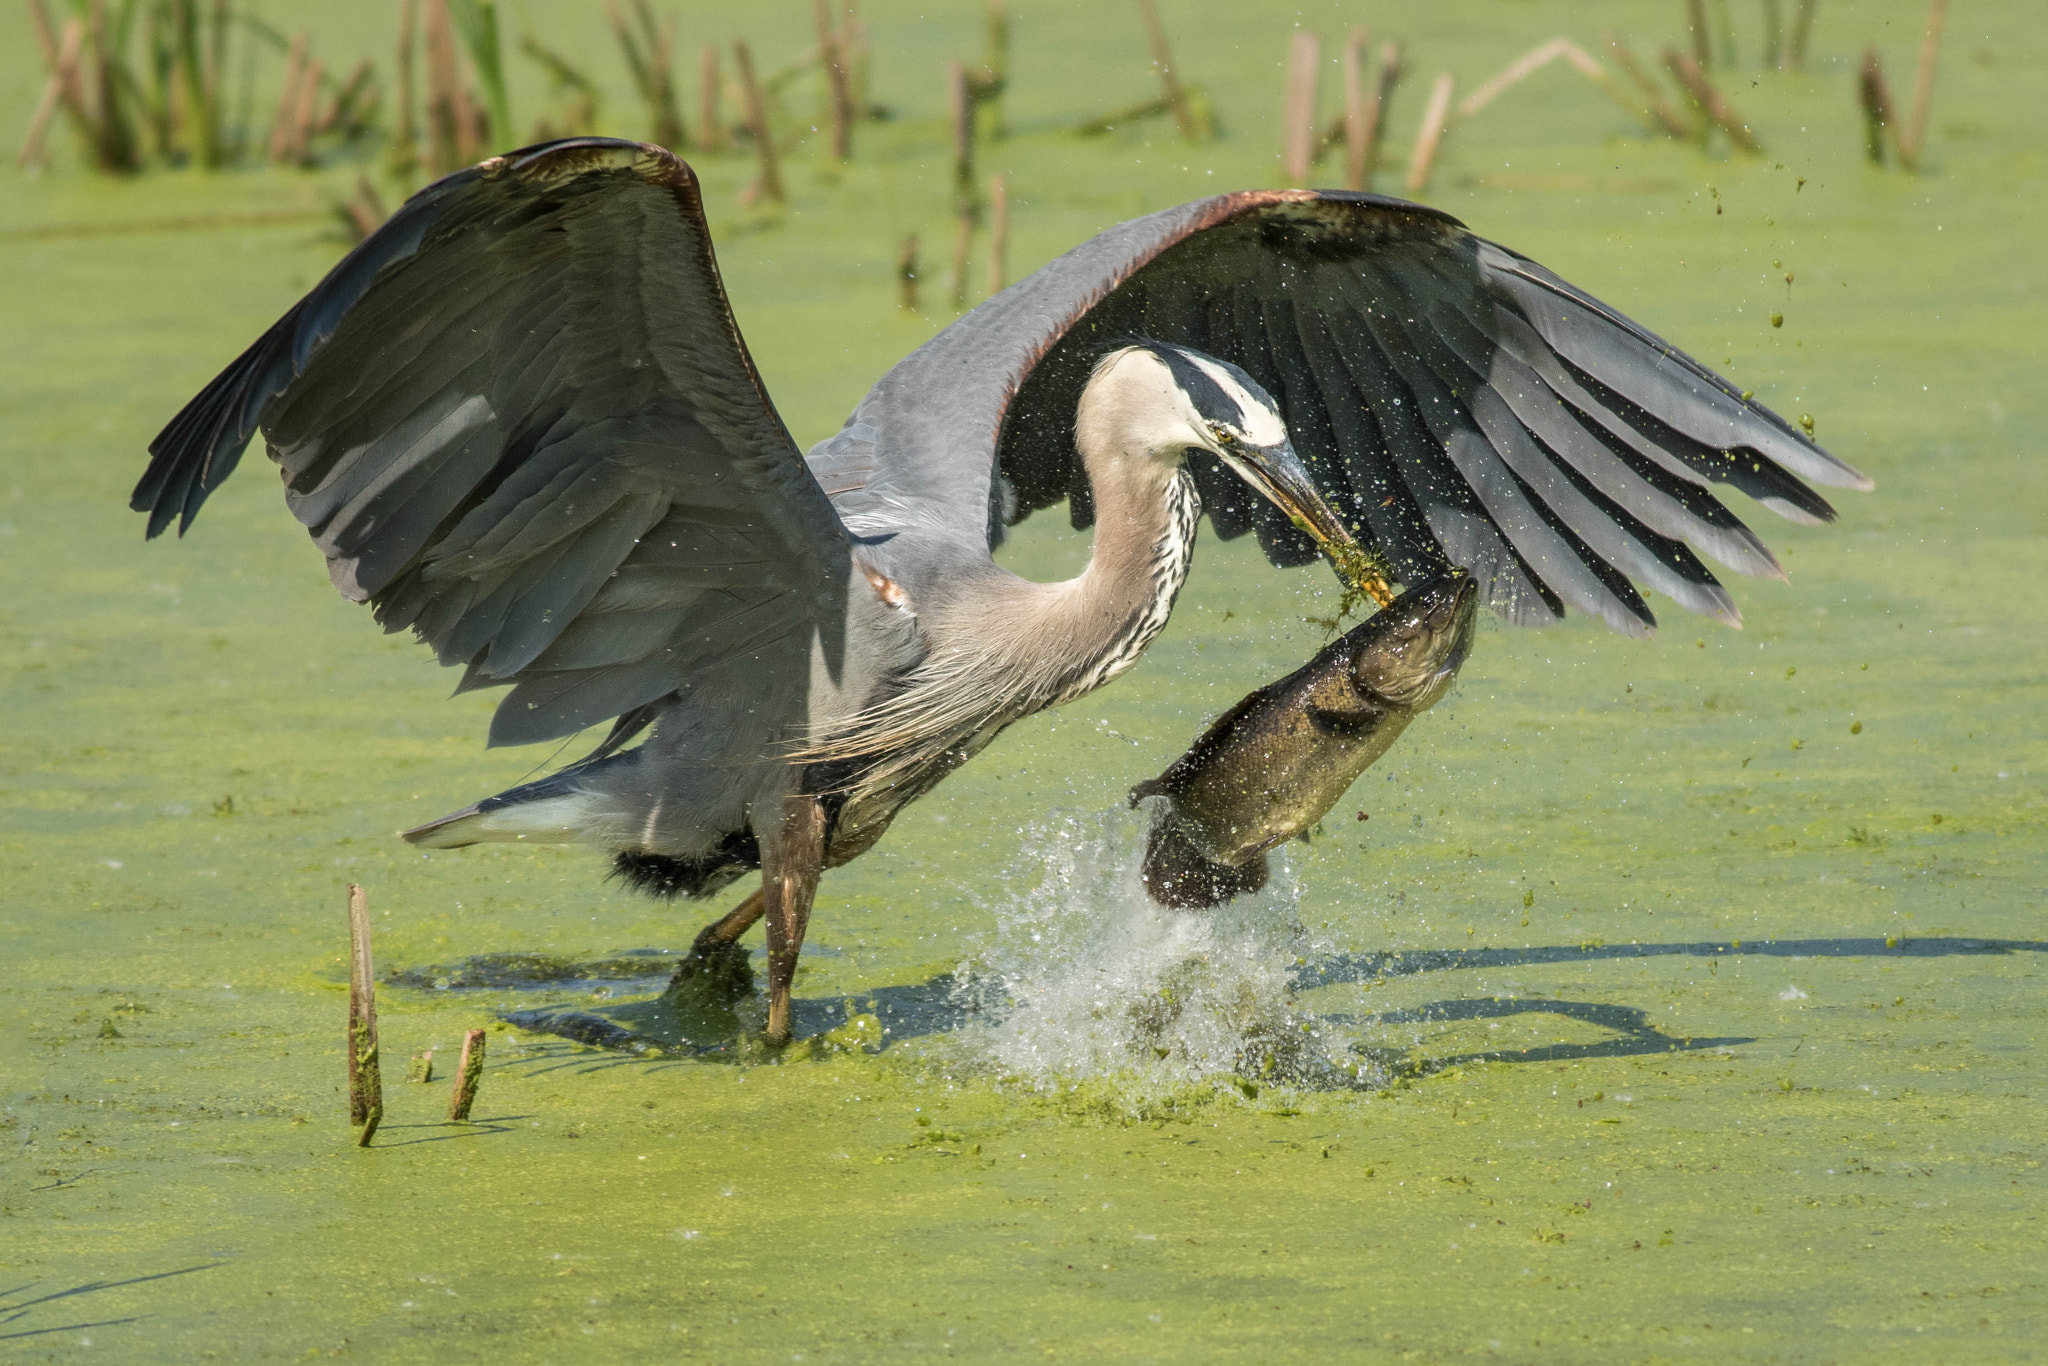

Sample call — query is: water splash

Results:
[949,803,1378,1095]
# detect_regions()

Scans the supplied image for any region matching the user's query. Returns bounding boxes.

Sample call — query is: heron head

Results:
[1083,342,1362,565]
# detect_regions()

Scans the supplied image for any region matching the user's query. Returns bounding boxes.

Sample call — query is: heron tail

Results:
[402,765,616,849]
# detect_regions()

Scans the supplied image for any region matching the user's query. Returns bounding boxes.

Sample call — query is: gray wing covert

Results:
[135,139,850,748]
[817,189,1869,635]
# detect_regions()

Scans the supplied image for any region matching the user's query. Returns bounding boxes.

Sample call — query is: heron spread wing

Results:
[813,190,1869,635]
[134,139,850,749]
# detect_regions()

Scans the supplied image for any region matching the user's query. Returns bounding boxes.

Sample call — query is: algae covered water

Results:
[4,1,2046,1359]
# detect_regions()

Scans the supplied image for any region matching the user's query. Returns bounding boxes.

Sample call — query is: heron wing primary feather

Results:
[817,189,1868,632]
[133,138,851,749]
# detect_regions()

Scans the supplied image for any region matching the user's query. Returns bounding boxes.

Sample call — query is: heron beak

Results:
[1218,440,1396,607]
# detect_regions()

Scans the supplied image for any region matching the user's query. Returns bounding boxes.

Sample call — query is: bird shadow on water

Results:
[460,935,2046,1084]
[0,1263,221,1343]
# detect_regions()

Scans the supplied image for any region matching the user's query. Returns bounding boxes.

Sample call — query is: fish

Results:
[1129,572,1478,908]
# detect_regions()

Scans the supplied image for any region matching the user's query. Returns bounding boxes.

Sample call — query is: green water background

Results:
[2,1,2044,1359]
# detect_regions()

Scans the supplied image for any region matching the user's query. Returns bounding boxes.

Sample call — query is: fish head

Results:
[1350,572,1478,711]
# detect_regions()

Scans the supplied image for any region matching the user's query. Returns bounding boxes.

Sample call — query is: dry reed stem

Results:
[1603,33,1691,140]
[947,208,975,309]
[26,2,95,157]
[1357,41,1401,190]
[814,0,853,160]
[697,45,723,152]
[17,18,83,170]
[1457,37,1570,119]
[947,59,971,194]
[1902,0,1947,168]
[1788,0,1817,70]
[897,232,919,311]
[347,883,383,1145]
[390,0,419,175]
[1857,46,1899,165]
[980,0,1009,138]
[1134,0,1196,140]
[267,32,307,163]
[1340,28,1367,191]
[1662,48,1763,153]
[289,57,322,164]
[1280,30,1319,184]
[84,0,140,171]
[341,172,387,240]
[732,40,782,204]
[423,0,465,171]
[1685,0,1711,68]
[1404,71,1453,196]
[987,172,1008,295]
[447,1029,486,1122]
[620,0,683,149]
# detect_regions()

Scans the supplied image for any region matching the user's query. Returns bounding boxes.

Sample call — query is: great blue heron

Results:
[135,139,1868,1044]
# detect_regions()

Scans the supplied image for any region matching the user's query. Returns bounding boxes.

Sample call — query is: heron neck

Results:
[1037,451,1200,701]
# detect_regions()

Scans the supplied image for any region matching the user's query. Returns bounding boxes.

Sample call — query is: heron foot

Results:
[667,936,756,1002]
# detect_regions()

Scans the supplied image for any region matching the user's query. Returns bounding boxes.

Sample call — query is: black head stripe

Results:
[1150,344,1248,431]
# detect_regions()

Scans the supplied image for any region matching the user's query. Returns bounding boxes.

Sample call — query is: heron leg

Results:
[761,792,827,1047]
[668,887,765,998]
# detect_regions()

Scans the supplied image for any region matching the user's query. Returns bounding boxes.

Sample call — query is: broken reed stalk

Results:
[1685,0,1712,68]
[948,58,974,200]
[267,32,307,163]
[947,211,975,310]
[85,0,141,171]
[1456,37,1573,119]
[17,17,83,170]
[813,0,854,161]
[1464,34,1684,141]
[422,0,475,172]
[1788,0,1817,70]
[339,172,387,240]
[986,172,1008,295]
[842,7,873,118]
[1404,70,1454,196]
[407,1049,434,1083]
[698,44,723,152]
[981,0,1010,138]
[946,59,981,309]
[1661,49,1763,153]
[25,2,98,167]
[1280,30,1319,185]
[1340,29,1368,191]
[390,0,419,175]
[1709,0,1737,67]
[612,0,683,149]
[897,232,920,311]
[732,40,782,205]
[1603,33,1692,140]
[1357,41,1402,190]
[448,0,511,151]
[347,883,383,1146]
[290,56,325,164]
[1074,96,1171,137]
[1857,46,1899,166]
[1761,0,1783,68]
[1902,0,1947,169]
[1134,0,1196,140]
[447,1028,486,1122]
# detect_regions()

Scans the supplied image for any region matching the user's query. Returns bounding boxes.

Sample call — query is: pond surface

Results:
[3,2,2044,1359]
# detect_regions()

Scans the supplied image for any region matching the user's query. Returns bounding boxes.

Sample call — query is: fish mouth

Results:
[1216,440,1393,604]
[1353,571,1479,709]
